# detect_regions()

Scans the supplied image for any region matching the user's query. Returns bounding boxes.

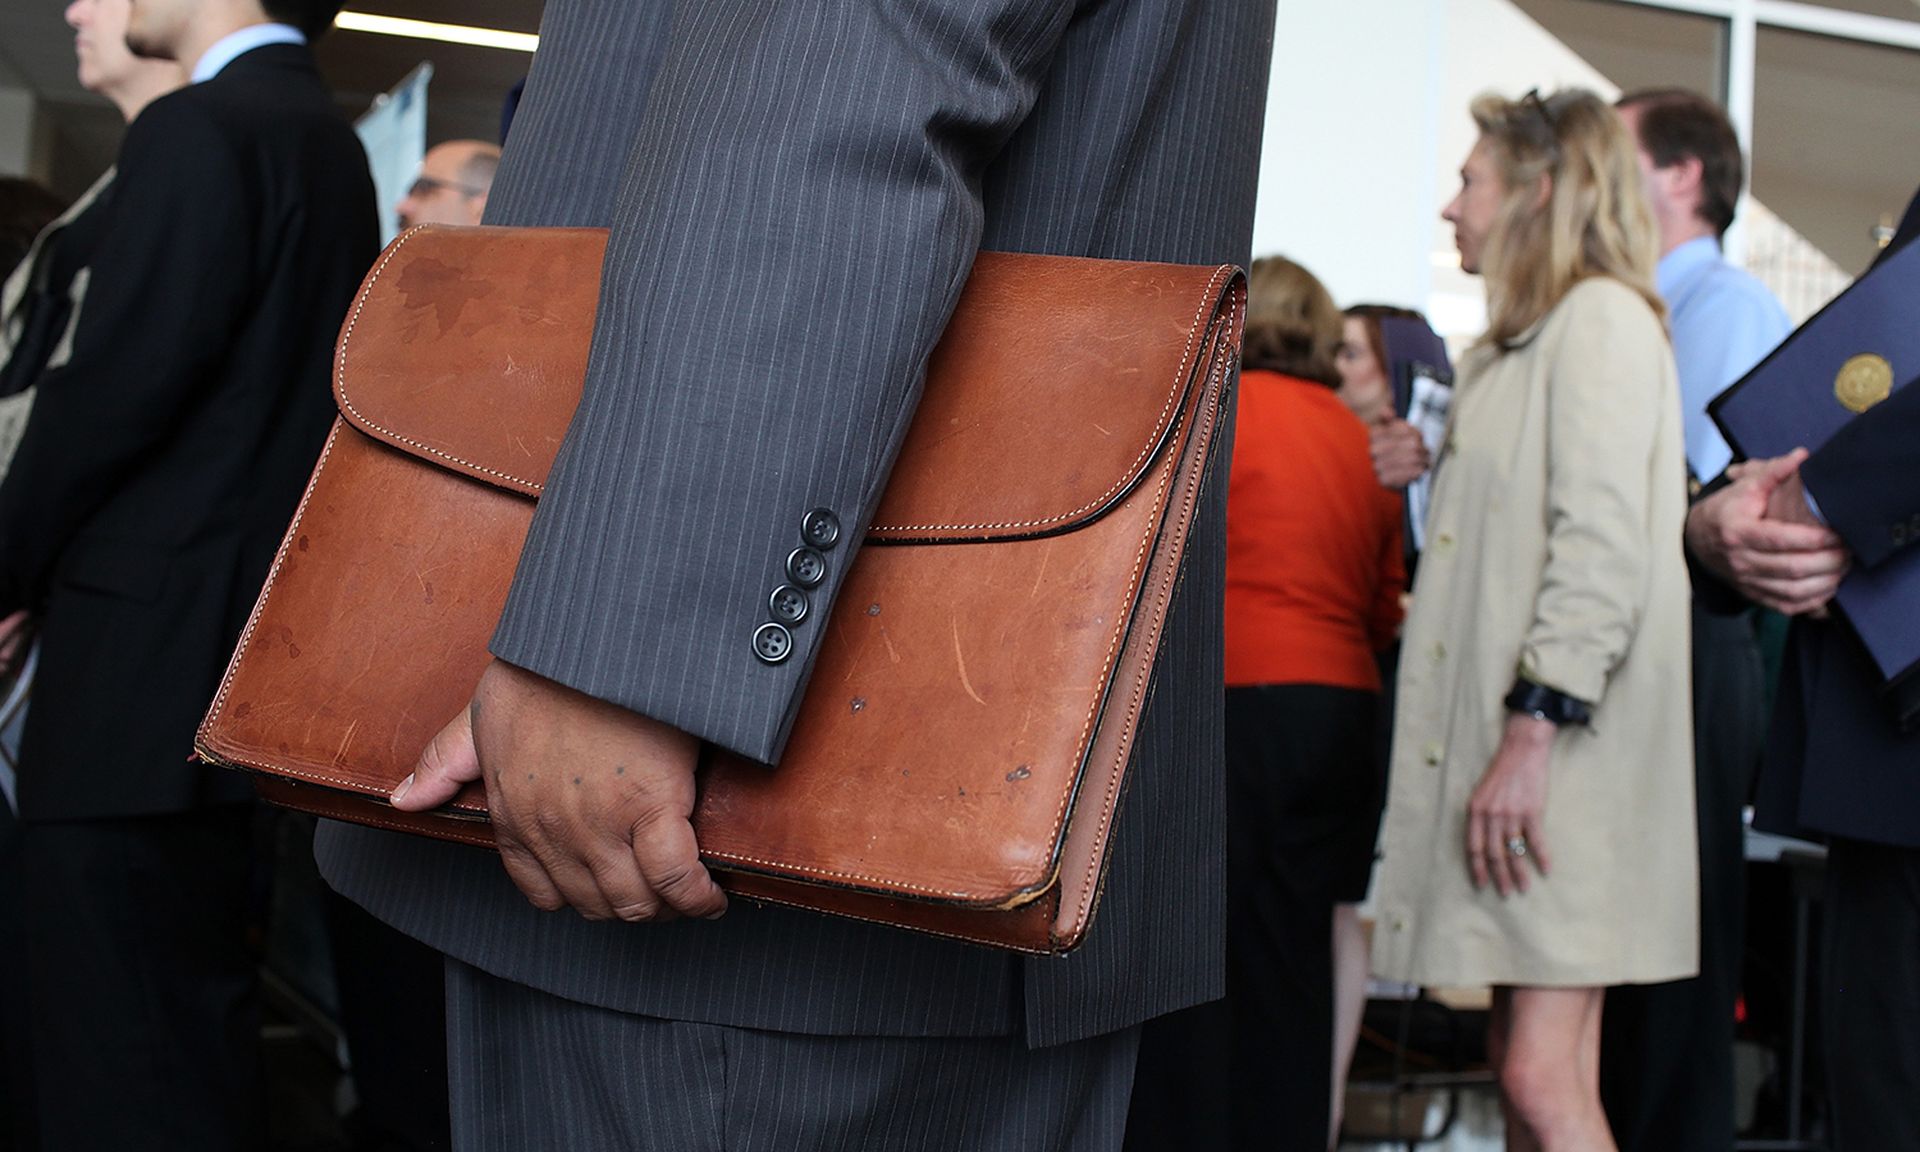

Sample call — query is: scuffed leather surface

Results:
[198,225,1242,953]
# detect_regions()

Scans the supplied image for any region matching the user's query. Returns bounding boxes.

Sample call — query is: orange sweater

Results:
[1224,371,1405,690]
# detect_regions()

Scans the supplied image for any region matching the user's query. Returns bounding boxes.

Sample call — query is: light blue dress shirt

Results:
[1658,235,1792,481]
[190,22,307,84]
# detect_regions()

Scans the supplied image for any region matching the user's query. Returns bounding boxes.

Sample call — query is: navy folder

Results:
[1709,238,1920,682]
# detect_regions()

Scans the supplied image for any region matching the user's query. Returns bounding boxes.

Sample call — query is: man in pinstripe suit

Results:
[317,1,1276,1146]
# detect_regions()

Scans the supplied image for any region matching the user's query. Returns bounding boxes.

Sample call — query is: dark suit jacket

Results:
[319,0,1274,1047]
[1754,198,1920,850]
[0,43,378,821]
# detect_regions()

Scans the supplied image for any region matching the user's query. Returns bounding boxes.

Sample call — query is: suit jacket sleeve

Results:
[0,97,253,612]
[488,0,1079,763]
[1517,283,1672,705]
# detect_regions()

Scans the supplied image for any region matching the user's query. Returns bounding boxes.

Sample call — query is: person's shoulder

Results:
[1559,274,1655,314]
[197,47,343,129]
[118,86,242,174]
[1553,276,1666,336]
[1290,375,1374,447]
[1693,259,1791,327]
[1244,370,1363,426]
[126,83,222,138]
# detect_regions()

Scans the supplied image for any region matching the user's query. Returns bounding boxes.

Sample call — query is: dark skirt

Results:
[1226,682,1385,903]
[1125,683,1386,1151]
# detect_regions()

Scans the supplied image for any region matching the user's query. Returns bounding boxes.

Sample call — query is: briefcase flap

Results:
[333,225,1224,540]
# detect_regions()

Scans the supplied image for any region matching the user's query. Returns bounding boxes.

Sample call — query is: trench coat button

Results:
[1423,742,1443,767]
[1390,915,1407,932]
[769,584,809,626]
[1435,532,1454,550]
[752,622,793,665]
[786,547,827,588]
[801,508,842,550]
[1430,641,1447,663]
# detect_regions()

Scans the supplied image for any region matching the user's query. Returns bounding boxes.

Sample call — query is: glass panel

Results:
[1752,25,1920,277]
[1509,0,1725,96]
[1784,0,1920,20]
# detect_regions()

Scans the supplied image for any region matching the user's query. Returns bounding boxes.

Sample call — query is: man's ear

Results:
[1530,172,1552,213]
[1665,154,1705,207]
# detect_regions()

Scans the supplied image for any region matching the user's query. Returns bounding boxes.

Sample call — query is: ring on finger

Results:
[1505,835,1529,859]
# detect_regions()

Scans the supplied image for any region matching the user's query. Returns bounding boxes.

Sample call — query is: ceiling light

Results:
[333,11,539,53]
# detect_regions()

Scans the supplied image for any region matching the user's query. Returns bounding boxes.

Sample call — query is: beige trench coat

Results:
[1371,277,1699,988]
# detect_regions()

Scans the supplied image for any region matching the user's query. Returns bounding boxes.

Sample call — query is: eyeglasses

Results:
[406,175,487,200]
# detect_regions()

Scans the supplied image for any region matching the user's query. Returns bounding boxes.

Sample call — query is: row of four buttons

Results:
[753,508,841,665]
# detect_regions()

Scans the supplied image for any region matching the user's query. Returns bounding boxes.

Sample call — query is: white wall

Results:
[1253,0,1622,342]
[1252,0,1449,314]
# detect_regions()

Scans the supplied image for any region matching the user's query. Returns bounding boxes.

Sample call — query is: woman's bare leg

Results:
[1329,903,1370,1149]
[1496,985,1616,1152]
[1490,988,1542,1152]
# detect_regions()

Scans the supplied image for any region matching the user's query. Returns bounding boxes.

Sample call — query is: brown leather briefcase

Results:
[195,225,1243,954]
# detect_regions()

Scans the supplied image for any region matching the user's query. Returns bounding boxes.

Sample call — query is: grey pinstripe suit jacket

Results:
[317,0,1275,1048]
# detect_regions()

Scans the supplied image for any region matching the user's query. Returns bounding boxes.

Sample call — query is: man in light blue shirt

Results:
[1600,87,1791,1152]
[1622,92,1793,484]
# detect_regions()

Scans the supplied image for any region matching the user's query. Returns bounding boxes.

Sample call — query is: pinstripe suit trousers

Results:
[447,960,1141,1152]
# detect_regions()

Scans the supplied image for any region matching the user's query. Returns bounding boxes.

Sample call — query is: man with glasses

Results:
[395,139,500,231]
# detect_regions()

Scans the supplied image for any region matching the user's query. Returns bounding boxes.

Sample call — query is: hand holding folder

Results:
[1709,237,1920,688]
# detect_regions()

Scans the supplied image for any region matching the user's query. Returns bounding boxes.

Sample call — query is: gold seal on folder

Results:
[1835,353,1894,414]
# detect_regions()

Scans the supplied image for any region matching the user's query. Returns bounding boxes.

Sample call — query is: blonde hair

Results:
[1242,255,1342,386]
[1471,88,1665,350]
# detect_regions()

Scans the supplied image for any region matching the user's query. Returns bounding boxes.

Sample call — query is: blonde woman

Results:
[1370,89,1697,1151]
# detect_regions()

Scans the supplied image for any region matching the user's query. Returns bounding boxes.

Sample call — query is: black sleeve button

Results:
[769,584,810,625]
[786,547,827,589]
[801,508,842,550]
[752,622,794,665]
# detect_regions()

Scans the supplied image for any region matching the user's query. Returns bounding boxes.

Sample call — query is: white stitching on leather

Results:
[338,237,1230,533]
[208,260,1241,916]
[869,266,1234,535]
[702,283,1230,900]
[1069,296,1240,928]
[333,226,546,494]
[202,420,342,731]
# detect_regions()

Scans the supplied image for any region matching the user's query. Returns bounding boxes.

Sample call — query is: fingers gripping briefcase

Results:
[195,225,1243,954]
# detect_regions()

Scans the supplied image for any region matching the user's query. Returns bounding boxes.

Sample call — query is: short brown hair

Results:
[1242,255,1341,386]
[1617,87,1744,237]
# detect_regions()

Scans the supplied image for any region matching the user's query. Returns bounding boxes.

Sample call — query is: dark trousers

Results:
[19,807,263,1151]
[0,801,34,1152]
[1822,837,1920,1152]
[1127,685,1379,1152]
[1601,607,1765,1152]
[445,959,1139,1151]
[328,889,452,1151]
